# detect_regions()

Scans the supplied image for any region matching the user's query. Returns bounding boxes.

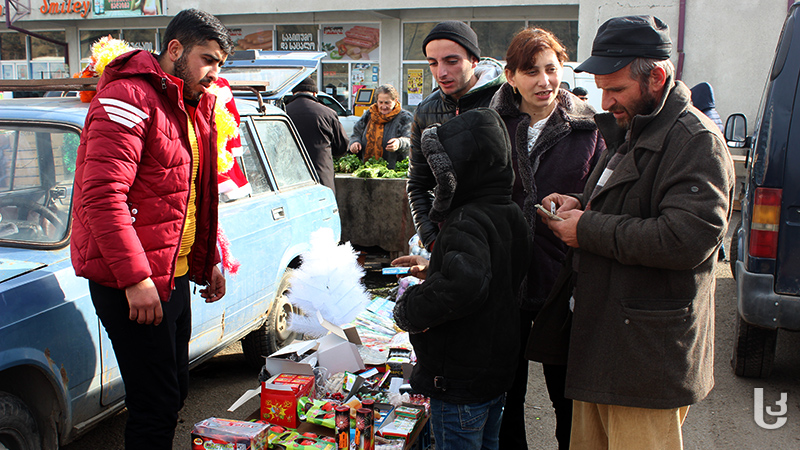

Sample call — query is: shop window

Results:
[402,23,436,61]
[351,63,379,95]
[527,21,579,61]
[0,33,26,61]
[31,31,66,59]
[321,63,349,108]
[80,30,121,61]
[121,29,158,53]
[401,64,434,113]
[471,21,526,61]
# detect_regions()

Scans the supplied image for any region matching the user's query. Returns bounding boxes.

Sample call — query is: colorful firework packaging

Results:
[335,404,350,449]
[261,373,316,428]
[355,407,374,450]
[270,430,337,450]
[190,417,269,450]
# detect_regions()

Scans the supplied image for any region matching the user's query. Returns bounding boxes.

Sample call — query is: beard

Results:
[611,89,659,129]
[174,54,203,102]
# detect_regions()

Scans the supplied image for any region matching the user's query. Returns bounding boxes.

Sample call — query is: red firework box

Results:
[190,417,269,450]
[261,373,316,428]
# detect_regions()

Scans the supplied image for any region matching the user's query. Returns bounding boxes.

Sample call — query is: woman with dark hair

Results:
[490,27,605,450]
[348,84,413,169]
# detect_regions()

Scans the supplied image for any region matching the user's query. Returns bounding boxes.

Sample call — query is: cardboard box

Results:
[261,373,315,428]
[190,417,269,450]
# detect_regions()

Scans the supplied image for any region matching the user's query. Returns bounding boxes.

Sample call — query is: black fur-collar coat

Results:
[490,83,605,312]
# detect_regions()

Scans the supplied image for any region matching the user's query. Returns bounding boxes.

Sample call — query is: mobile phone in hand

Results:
[534,203,564,221]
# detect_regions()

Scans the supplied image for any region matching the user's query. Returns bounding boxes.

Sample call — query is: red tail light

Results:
[749,187,782,259]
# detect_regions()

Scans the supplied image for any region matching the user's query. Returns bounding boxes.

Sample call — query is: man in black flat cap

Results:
[536,15,735,449]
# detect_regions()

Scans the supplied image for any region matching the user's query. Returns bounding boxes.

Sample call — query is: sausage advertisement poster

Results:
[321,24,380,61]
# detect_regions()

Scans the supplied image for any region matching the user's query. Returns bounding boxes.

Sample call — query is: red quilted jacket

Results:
[71,50,220,302]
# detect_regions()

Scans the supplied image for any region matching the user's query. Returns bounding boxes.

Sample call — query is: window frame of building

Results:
[400,19,578,110]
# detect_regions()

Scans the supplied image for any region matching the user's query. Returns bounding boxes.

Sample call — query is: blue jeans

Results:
[430,394,505,450]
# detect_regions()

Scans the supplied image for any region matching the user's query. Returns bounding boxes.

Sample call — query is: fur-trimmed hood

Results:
[420,108,513,222]
[489,82,605,311]
[489,83,598,129]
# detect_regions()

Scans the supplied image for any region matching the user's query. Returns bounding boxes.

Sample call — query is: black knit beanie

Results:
[292,76,318,94]
[422,21,481,60]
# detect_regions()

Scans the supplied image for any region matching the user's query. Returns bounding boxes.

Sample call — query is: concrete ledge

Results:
[334,174,415,256]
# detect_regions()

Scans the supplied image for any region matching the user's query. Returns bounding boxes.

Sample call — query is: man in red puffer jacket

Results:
[70,9,234,449]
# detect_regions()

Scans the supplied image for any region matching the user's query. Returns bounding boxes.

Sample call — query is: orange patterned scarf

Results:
[364,101,402,161]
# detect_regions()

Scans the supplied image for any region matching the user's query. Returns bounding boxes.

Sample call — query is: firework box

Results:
[261,373,316,428]
[271,427,337,450]
[190,417,269,450]
[376,403,427,444]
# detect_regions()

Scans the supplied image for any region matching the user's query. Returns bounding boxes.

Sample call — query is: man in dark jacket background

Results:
[286,76,348,193]
[71,9,233,449]
[539,16,734,449]
[406,21,505,250]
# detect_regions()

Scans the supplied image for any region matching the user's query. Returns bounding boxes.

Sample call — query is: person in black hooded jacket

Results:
[393,108,531,450]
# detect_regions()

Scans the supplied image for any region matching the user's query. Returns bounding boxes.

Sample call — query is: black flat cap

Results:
[575,15,672,75]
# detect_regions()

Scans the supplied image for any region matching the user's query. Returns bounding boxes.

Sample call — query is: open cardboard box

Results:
[228,315,365,415]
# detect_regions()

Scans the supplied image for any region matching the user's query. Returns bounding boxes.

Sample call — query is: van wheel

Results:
[242,269,296,368]
[730,220,742,279]
[0,392,41,450]
[731,316,777,378]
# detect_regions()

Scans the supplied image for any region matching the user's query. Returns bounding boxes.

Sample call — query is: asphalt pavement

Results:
[64,211,800,449]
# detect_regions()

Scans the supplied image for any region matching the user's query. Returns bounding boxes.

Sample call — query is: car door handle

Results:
[272,207,286,221]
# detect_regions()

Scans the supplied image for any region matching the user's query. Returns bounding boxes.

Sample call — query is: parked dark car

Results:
[727,1,800,378]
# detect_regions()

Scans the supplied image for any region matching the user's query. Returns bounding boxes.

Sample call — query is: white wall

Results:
[14,0,790,125]
[578,0,787,124]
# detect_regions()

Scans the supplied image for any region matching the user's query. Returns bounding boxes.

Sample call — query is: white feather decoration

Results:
[287,228,371,337]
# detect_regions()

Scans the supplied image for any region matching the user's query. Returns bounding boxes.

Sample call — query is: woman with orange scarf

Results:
[348,84,413,169]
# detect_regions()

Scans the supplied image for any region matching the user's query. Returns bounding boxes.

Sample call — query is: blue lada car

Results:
[0,67,340,448]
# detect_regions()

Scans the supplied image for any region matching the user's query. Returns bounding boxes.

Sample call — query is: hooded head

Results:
[421,108,514,222]
[690,82,716,111]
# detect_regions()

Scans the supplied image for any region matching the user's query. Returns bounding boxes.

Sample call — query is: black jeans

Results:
[499,309,572,450]
[90,275,191,450]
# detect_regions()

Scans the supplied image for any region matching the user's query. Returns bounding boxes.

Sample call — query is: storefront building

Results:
[0,0,788,120]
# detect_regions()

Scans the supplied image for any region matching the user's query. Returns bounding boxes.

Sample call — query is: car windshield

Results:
[0,124,77,246]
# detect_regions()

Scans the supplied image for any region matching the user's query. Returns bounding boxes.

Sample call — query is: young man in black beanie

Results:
[406,21,505,252]
[285,76,348,193]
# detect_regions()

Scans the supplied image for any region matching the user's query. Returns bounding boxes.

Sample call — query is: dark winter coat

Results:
[393,108,531,404]
[490,84,604,312]
[286,93,348,192]
[564,79,735,409]
[690,82,724,133]
[349,108,413,169]
[71,50,220,302]
[407,59,506,249]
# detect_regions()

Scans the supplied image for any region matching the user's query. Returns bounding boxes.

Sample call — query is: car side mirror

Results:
[725,113,750,148]
[345,109,352,116]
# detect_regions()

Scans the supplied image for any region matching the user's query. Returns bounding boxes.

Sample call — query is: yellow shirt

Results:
[175,113,200,277]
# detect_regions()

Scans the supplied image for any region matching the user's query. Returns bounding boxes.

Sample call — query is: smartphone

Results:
[382,267,411,275]
[534,203,564,221]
